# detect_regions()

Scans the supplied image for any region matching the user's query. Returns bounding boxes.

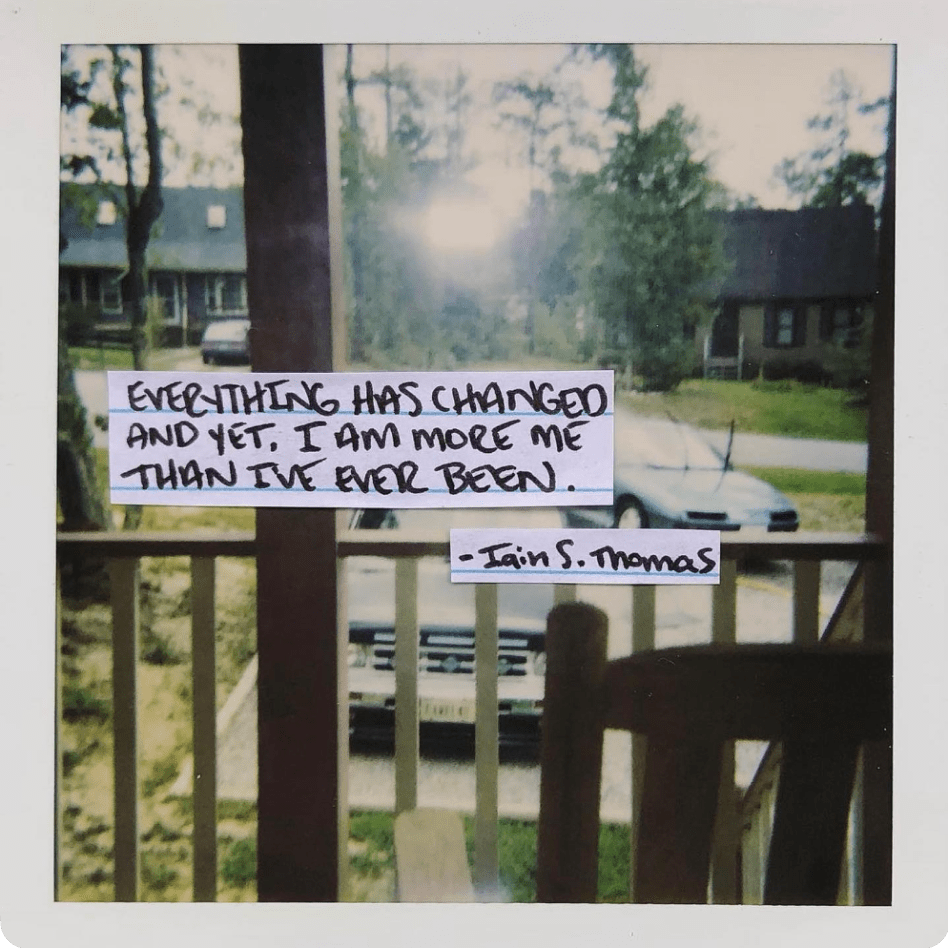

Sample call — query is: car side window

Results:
[350,509,398,530]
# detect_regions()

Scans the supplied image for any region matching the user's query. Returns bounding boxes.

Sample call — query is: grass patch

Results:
[741,466,867,533]
[346,810,631,903]
[619,379,867,442]
[68,346,199,372]
[741,467,866,497]
[68,346,135,371]
[790,493,867,534]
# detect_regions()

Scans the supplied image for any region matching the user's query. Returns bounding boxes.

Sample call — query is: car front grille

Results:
[369,629,534,677]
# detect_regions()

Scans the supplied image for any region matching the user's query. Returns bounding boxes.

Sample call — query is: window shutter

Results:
[764,303,776,347]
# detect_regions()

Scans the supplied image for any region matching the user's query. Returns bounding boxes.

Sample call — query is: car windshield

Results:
[622,420,724,470]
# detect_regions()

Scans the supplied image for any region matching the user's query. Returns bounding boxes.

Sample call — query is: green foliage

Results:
[773,69,887,209]
[348,811,396,882]
[141,630,183,666]
[339,62,447,366]
[561,51,725,389]
[221,837,257,888]
[62,684,110,722]
[140,853,180,895]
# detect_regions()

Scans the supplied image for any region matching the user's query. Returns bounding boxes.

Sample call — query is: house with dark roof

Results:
[59,186,248,345]
[700,204,877,380]
[60,186,878,377]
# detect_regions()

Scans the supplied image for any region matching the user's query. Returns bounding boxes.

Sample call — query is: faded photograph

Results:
[56,43,894,904]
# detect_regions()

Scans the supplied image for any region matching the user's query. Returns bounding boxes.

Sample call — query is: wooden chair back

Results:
[536,602,891,903]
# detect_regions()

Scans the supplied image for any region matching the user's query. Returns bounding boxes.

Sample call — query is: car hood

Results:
[346,555,551,632]
[617,465,795,518]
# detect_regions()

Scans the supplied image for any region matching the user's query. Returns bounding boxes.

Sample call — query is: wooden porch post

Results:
[239,45,343,902]
[861,47,895,906]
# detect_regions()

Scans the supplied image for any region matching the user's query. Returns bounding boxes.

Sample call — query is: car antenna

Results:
[722,419,735,472]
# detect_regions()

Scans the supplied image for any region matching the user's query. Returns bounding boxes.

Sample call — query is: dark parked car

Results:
[562,415,799,533]
[200,317,250,365]
[346,506,557,748]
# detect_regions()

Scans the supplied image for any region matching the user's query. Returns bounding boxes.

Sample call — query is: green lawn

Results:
[68,345,199,371]
[618,379,868,443]
[742,468,867,533]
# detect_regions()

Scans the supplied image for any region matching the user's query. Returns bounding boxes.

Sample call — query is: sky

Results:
[347,43,892,211]
[68,43,892,218]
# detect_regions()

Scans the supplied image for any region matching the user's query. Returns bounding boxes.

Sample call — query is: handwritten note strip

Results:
[107,370,614,508]
[450,529,721,585]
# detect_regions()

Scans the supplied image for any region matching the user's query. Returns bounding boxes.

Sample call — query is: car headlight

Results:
[348,643,372,669]
[531,651,546,677]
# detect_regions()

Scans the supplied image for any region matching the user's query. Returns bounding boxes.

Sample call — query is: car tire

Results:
[615,497,648,529]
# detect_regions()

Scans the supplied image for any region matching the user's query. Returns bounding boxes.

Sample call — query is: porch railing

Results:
[55,529,886,902]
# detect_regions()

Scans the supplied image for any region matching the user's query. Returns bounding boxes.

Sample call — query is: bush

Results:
[221,837,257,888]
[59,303,101,347]
[637,340,694,392]
[141,630,183,666]
[760,358,830,386]
[62,684,109,722]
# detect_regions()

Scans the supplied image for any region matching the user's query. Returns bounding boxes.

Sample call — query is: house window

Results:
[96,201,117,226]
[764,302,805,348]
[99,273,123,312]
[820,301,864,348]
[207,204,227,228]
[205,273,247,314]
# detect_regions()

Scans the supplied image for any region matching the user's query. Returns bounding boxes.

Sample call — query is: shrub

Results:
[59,303,101,347]
[141,631,183,666]
[62,684,109,722]
[637,340,694,392]
[222,837,257,888]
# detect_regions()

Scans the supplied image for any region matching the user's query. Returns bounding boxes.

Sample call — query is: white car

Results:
[200,317,250,365]
[346,506,558,749]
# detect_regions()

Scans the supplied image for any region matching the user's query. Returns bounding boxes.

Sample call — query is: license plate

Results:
[419,697,476,724]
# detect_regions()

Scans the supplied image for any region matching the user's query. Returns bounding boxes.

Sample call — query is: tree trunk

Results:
[112,44,164,530]
[57,335,110,597]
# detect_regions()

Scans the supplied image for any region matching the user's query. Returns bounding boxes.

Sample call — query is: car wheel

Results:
[615,497,648,529]
[202,353,212,365]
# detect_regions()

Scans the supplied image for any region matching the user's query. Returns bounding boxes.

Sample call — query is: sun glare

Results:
[423,199,499,253]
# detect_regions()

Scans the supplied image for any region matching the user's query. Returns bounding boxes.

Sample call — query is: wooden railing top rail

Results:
[56,529,887,562]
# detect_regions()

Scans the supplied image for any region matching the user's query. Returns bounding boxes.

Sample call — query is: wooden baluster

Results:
[793,560,821,644]
[109,558,139,901]
[474,583,499,897]
[710,559,738,903]
[394,558,419,815]
[191,556,217,901]
[629,584,656,899]
[741,810,760,904]
[553,584,576,605]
